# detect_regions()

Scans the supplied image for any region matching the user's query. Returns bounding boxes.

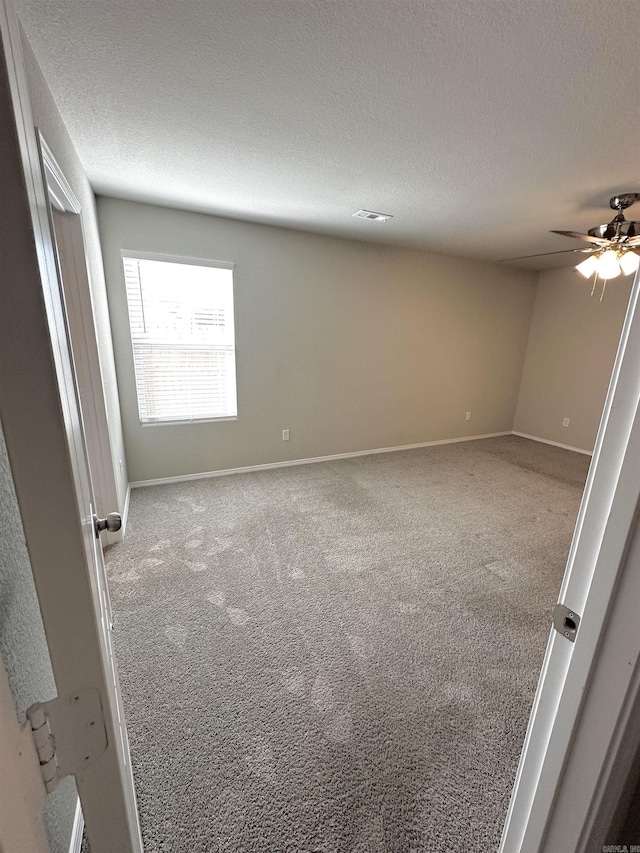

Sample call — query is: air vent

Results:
[353,209,393,222]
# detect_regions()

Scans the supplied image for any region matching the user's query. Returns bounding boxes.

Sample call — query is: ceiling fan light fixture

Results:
[620,251,640,276]
[575,255,598,278]
[596,249,621,279]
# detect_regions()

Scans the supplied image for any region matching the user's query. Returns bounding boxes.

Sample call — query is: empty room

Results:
[2,2,640,853]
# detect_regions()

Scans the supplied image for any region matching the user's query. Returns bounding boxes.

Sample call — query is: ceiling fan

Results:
[507,193,640,280]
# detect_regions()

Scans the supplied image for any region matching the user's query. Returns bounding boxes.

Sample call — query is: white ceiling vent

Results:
[353,209,393,222]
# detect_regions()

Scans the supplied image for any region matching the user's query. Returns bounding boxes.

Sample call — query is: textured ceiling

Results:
[16,0,640,269]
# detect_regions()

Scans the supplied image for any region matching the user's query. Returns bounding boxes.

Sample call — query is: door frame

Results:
[41,134,124,545]
[4,0,640,847]
[0,1,141,850]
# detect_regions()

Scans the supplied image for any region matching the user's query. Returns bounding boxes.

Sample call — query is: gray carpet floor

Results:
[104,435,589,852]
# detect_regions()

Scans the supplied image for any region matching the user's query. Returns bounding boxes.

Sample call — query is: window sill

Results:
[139,416,238,428]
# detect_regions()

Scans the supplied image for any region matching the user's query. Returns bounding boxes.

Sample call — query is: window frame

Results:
[120,250,238,427]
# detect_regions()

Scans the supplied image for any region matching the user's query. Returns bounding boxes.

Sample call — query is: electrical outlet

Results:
[282,429,290,441]
[465,411,472,421]
[562,417,570,428]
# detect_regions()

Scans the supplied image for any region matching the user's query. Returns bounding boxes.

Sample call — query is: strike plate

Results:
[553,603,581,642]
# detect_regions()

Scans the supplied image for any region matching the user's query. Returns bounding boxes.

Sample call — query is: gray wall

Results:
[514,267,633,452]
[97,197,537,482]
[0,421,77,853]
[20,31,129,511]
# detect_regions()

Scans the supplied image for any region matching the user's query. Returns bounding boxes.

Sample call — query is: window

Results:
[123,255,237,424]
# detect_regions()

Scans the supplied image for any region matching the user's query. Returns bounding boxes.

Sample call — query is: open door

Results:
[0,2,142,850]
[500,265,640,851]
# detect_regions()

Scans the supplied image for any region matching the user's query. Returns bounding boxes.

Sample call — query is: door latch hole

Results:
[563,616,577,632]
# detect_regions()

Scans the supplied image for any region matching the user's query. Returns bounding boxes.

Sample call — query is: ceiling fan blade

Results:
[500,248,597,262]
[623,235,640,246]
[550,230,613,246]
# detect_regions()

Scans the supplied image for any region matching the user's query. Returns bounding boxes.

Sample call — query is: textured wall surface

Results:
[514,267,632,452]
[0,421,77,853]
[20,30,129,512]
[97,197,536,483]
[15,0,640,267]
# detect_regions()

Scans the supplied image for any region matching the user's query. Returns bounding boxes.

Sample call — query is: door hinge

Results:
[553,603,581,643]
[26,688,108,794]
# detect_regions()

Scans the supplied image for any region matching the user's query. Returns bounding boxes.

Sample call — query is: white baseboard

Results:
[129,431,513,488]
[512,430,593,456]
[69,798,84,853]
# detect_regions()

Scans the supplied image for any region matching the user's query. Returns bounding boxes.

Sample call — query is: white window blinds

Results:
[123,256,237,424]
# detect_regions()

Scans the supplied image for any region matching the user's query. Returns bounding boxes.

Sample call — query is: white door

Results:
[500,266,640,851]
[0,2,142,851]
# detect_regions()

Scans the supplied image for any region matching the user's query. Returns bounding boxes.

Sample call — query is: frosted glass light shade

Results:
[596,250,621,279]
[620,251,640,276]
[575,255,597,278]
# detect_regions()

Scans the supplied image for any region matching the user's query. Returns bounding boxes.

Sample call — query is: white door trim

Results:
[39,135,80,215]
[39,133,122,544]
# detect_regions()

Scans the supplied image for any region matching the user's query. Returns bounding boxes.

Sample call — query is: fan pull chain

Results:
[591,271,598,297]
[601,279,607,302]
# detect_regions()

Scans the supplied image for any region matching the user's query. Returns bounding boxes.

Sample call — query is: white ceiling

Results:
[17,0,640,269]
